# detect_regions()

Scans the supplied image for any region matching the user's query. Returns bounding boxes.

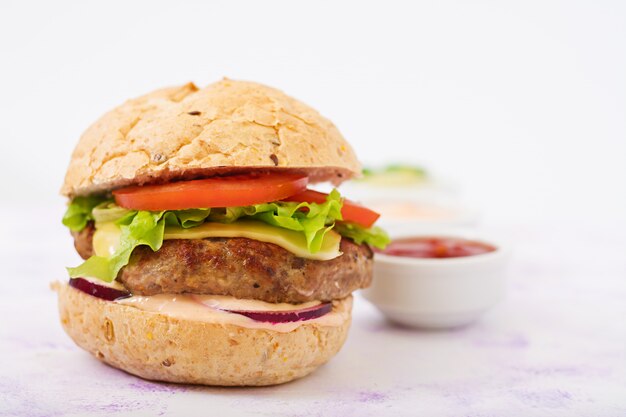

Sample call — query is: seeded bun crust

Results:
[55,284,352,386]
[61,79,360,197]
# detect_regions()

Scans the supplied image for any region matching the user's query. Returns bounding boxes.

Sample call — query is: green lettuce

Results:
[224,190,343,252]
[62,196,109,231]
[333,222,390,249]
[67,210,165,282]
[65,190,346,282]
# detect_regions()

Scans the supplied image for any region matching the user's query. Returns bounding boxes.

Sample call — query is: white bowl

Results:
[362,232,510,329]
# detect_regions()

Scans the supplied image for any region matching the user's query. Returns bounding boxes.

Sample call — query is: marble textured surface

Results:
[1,207,625,417]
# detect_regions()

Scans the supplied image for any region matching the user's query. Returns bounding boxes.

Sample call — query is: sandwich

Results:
[55,79,389,386]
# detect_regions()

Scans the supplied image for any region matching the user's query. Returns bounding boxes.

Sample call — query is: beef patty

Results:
[72,223,373,303]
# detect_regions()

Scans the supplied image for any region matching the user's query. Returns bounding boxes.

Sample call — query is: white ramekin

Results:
[362,232,510,329]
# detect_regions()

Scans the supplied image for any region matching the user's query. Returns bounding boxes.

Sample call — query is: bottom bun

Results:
[56,284,352,386]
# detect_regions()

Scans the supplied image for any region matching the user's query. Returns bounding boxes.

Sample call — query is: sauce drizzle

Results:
[377,237,496,259]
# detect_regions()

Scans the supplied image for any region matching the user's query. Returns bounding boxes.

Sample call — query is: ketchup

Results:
[376,237,496,259]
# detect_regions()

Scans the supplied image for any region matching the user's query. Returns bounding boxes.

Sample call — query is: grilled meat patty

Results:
[72,223,373,303]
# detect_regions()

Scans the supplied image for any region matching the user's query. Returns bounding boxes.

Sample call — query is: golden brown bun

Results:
[61,79,360,197]
[56,284,352,386]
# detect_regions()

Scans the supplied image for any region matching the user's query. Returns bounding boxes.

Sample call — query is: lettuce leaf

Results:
[333,222,390,249]
[66,190,346,282]
[68,211,165,281]
[62,196,109,232]
[241,189,343,252]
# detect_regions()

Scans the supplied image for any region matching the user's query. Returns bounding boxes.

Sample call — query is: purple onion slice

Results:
[222,302,332,324]
[69,278,131,301]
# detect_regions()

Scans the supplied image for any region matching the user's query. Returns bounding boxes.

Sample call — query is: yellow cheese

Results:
[93,222,123,258]
[93,220,342,261]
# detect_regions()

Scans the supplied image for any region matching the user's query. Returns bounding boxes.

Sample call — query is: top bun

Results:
[61,79,361,197]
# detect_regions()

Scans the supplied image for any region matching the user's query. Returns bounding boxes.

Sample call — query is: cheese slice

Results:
[93,220,342,261]
[93,222,123,258]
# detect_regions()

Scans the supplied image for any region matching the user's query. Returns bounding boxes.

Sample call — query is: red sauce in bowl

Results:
[376,237,496,259]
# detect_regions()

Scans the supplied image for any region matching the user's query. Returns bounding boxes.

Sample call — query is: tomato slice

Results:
[113,174,308,211]
[285,189,380,228]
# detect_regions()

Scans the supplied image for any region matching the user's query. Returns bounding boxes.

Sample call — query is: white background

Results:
[1,1,625,416]
[1,0,625,226]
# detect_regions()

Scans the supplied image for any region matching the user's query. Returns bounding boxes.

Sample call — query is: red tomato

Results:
[285,189,380,228]
[113,174,308,211]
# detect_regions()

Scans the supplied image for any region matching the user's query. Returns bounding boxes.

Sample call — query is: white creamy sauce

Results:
[190,294,321,312]
[116,293,350,333]
[370,201,458,220]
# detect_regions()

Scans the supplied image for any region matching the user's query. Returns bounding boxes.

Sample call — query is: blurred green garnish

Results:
[359,164,428,186]
[362,165,427,177]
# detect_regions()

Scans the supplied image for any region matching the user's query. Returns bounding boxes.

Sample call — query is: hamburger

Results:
[55,79,389,386]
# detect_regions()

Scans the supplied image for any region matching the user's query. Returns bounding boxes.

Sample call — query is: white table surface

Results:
[1,206,625,417]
